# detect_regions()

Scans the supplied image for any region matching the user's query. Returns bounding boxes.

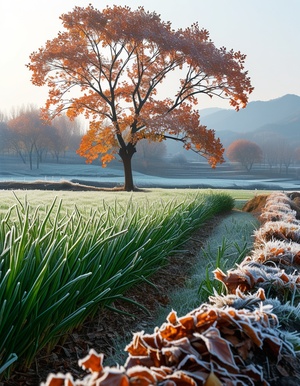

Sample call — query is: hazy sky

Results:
[1,0,299,116]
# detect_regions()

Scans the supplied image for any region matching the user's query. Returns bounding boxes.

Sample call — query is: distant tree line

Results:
[0,107,86,169]
[2,106,299,177]
[226,137,300,174]
[0,106,169,171]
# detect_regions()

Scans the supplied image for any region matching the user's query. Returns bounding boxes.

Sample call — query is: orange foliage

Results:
[226,139,262,172]
[8,110,42,136]
[28,4,253,185]
[77,121,117,167]
[42,304,284,385]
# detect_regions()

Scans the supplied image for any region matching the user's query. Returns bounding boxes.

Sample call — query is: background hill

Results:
[165,94,300,158]
[199,94,300,148]
[200,94,300,132]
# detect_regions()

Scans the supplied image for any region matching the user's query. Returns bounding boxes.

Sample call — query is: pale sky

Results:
[1,0,299,116]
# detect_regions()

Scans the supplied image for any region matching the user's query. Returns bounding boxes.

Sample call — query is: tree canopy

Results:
[226,139,262,172]
[28,5,253,190]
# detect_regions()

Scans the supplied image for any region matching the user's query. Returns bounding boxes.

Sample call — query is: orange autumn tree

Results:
[227,139,263,172]
[28,5,253,191]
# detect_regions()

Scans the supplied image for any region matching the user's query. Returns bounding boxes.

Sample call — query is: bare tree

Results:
[256,133,295,174]
[7,107,50,169]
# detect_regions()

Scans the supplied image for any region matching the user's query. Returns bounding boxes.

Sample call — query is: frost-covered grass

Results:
[164,211,259,317]
[197,211,259,301]
[0,188,264,215]
[0,190,234,379]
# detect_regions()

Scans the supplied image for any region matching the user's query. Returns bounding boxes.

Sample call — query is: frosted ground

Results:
[0,161,300,190]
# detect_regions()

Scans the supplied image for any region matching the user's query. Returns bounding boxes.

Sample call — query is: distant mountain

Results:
[164,94,300,157]
[199,107,223,117]
[250,115,300,142]
[200,94,300,133]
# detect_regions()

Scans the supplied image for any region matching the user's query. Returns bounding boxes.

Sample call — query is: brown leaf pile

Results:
[215,192,300,301]
[42,302,292,386]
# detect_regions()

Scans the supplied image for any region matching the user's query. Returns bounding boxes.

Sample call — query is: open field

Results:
[1,156,300,190]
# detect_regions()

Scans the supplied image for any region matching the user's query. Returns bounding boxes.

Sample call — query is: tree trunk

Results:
[17,150,27,164]
[29,150,33,170]
[119,143,136,191]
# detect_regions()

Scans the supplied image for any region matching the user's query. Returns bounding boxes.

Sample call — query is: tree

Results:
[28,5,253,191]
[255,133,296,174]
[7,108,53,169]
[0,122,10,154]
[295,147,300,163]
[277,140,295,175]
[226,139,262,172]
[254,132,281,171]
